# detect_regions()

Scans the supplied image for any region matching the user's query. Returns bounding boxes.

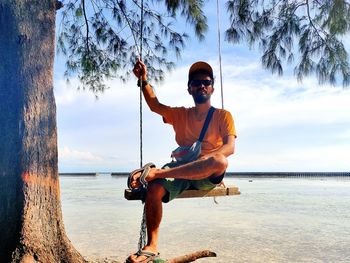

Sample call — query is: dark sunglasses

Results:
[189,79,213,87]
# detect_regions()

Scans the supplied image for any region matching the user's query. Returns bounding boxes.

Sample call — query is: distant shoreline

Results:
[59,172,350,177]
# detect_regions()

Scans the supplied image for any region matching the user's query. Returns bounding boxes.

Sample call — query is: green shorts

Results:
[154,161,225,203]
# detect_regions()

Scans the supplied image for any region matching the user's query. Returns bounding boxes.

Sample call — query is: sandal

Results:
[126,250,160,263]
[127,162,156,190]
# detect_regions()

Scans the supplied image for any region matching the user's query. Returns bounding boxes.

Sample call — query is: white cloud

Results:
[221,73,350,131]
[59,146,103,163]
[337,129,350,140]
[54,78,90,106]
[233,141,350,172]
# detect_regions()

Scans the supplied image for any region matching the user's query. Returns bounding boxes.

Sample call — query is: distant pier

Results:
[111,172,128,177]
[226,172,350,177]
[59,172,350,177]
[59,172,99,176]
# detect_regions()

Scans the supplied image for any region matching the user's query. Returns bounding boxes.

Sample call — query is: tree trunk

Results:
[0,1,85,262]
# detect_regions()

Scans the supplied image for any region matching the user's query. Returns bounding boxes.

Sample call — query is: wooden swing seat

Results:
[124,185,240,201]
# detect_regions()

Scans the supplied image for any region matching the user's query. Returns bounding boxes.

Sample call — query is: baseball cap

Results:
[188,61,213,80]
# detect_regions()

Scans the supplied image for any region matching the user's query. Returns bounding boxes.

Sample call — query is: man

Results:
[127,59,236,263]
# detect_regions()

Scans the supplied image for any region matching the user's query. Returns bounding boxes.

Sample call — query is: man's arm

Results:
[142,82,168,115]
[201,135,236,159]
[133,59,168,115]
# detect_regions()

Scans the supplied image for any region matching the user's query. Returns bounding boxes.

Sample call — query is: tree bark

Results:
[0,1,85,262]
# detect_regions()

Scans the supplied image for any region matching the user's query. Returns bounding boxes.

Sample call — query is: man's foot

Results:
[127,246,159,263]
[128,163,157,189]
[129,170,143,189]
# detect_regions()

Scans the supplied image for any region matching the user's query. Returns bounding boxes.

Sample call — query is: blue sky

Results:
[54,1,350,173]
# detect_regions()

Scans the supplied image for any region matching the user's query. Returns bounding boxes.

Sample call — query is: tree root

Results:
[166,250,217,263]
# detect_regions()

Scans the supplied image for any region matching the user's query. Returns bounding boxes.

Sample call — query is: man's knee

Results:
[146,182,166,201]
[210,153,228,174]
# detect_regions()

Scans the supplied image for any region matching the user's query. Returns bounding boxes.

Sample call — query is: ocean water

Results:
[60,175,350,263]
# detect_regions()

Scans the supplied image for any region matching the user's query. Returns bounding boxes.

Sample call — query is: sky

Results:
[54,1,350,173]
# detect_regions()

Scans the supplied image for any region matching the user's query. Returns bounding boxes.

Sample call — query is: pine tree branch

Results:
[131,1,182,38]
[305,0,327,41]
[56,1,63,10]
[82,0,91,55]
[116,0,141,56]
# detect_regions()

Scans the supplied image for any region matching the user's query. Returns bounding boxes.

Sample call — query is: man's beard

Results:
[193,93,211,104]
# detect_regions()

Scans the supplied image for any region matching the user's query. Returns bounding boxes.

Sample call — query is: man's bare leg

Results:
[156,153,228,180]
[128,153,227,262]
[129,183,166,263]
[130,153,228,189]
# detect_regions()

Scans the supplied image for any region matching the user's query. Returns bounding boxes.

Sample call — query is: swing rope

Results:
[119,0,144,168]
[139,0,144,169]
[216,0,224,110]
[137,0,148,252]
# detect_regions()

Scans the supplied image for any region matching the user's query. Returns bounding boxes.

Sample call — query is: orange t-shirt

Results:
[159,106,236,156]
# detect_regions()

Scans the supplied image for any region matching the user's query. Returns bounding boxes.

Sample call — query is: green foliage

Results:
[161,0,208,40]
[58,0,350,91]
[57,0,207,93]
[225,0,350,86]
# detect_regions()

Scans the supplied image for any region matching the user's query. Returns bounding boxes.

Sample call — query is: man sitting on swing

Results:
[127,59,236,263]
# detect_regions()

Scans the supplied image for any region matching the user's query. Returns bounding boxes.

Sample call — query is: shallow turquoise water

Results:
[60,175,350,262]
